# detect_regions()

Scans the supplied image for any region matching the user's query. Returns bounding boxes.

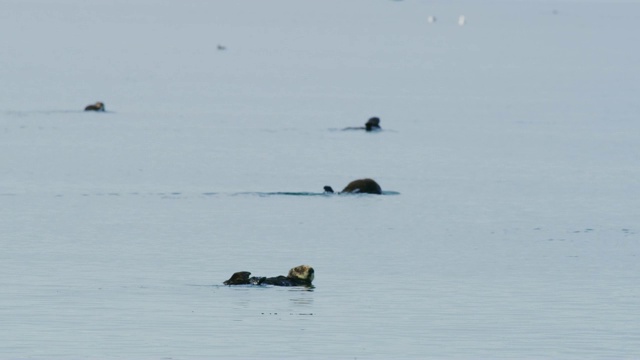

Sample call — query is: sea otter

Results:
[84,102,105,111]
[223,265,315,287]
[343,117,381,132]
[324,178,382,195]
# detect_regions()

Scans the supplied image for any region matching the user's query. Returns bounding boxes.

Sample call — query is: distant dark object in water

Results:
[223,271,252,285]
[84,102,105,112]
[324,178,382,195]
[223,265,315,287]
[217,44,227,50]
[343,117,381,132]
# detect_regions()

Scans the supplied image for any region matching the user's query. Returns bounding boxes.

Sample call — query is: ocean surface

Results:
[1,0,639,358]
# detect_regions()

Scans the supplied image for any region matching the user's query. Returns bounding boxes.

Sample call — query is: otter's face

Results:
[288,265,314,283]
[96,102,105,110]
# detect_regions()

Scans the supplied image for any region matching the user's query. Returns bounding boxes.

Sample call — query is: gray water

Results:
[2,0,640,358]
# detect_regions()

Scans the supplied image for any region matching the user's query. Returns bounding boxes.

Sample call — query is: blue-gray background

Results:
[1,0,639,358]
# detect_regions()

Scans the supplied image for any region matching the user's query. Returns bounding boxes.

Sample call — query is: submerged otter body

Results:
[324,178,382,195]
[84,102,105,112]
[343,117,381,132]
[224,265,315,287]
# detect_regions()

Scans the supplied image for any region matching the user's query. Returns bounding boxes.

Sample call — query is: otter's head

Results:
[95,102,105,111]
[288,265,314,283]
[365,117,380,131]
[223,271,251,285]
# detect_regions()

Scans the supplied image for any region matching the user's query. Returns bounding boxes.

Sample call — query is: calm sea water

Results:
[2,0,639,358]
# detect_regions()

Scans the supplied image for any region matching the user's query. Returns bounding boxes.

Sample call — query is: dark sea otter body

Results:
[84,102,105,111]
[224,265,315,287]
[324,178,382,195]
[343,117,381,132]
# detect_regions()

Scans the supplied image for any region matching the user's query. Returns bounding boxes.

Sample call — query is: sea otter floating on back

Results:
[323,178,382,195]
[343,117,381,132]
[224,265,315,287]
[84,102,105,112]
